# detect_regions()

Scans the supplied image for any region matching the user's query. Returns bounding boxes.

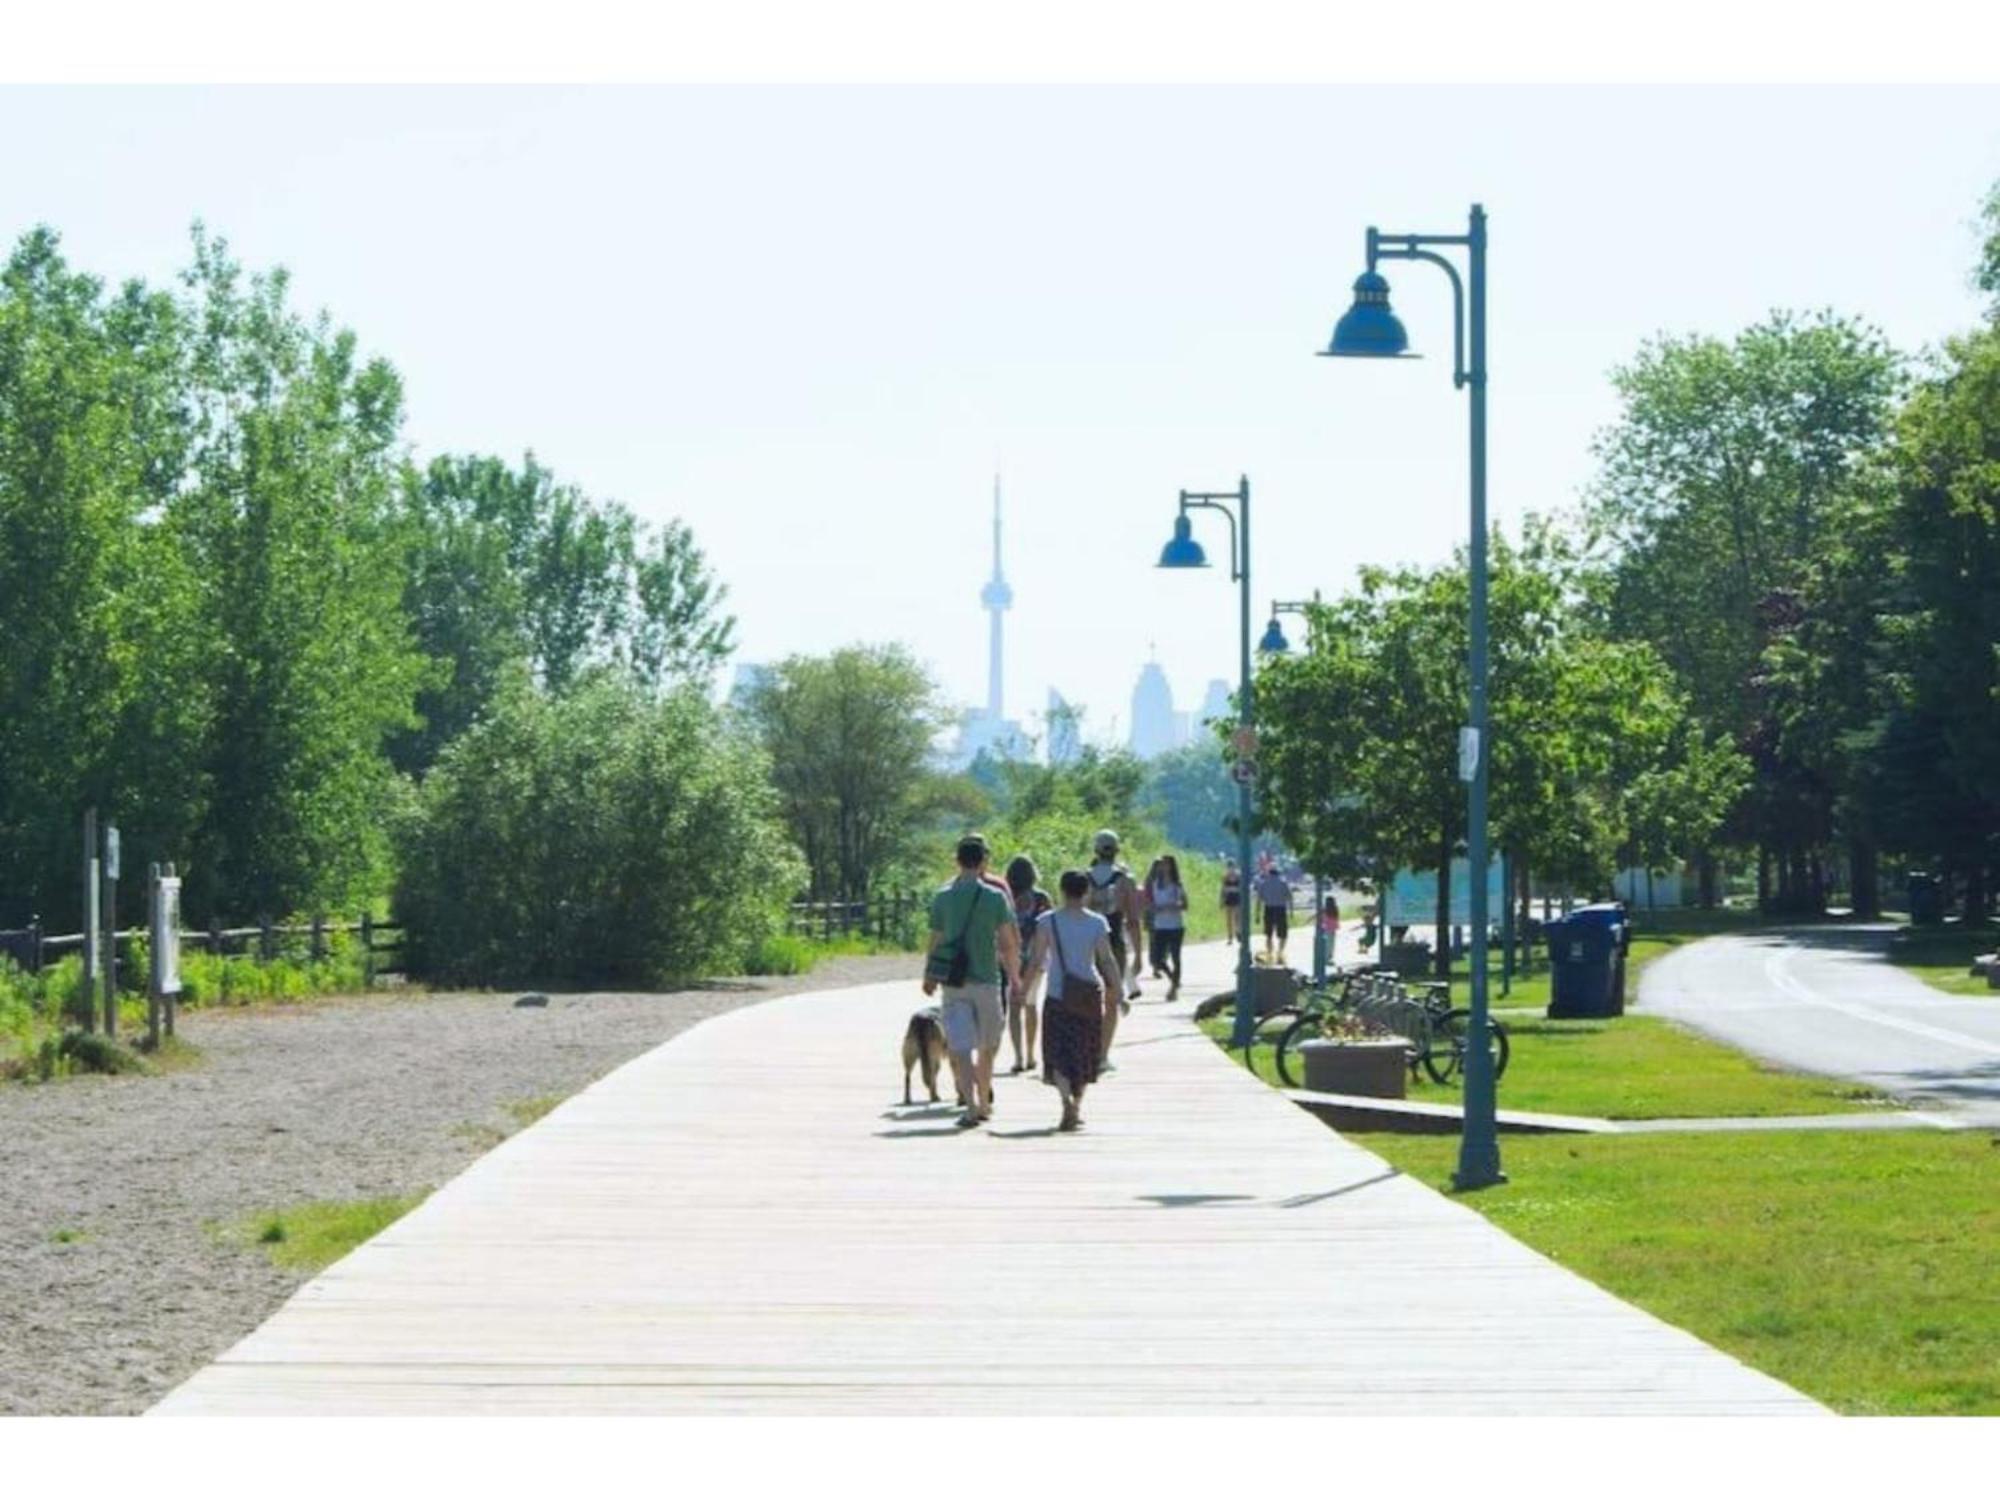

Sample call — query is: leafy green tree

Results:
[0,228,210,925]
[740,645,948,901]
[394,454,733,774]
[1591,310,1902,907]
[1140,738,1239,856]
[396,674,800,984]
[1873,324,2000,916]
[173,228,427,919]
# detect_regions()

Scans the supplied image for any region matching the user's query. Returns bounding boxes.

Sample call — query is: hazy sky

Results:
[7,85,1996,746]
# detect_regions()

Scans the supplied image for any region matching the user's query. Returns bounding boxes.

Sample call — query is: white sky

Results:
[5,84,1996,746]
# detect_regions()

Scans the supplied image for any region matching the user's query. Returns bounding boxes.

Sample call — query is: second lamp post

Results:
[1158,476,1258,1050]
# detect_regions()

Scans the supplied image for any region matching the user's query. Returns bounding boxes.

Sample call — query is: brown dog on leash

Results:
[901,1007,948,1105]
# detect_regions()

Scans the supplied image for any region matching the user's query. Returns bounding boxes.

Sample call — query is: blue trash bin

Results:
[1546,906,1623,1018]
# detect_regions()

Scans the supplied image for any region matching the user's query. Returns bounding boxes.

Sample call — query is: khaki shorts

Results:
[940,982,1004,1054]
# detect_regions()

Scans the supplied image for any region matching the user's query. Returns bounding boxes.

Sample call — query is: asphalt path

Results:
[1640,924,2000,1125]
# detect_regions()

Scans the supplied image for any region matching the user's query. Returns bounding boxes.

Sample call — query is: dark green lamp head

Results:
[1322,270,1411,358]
[1157,513,1208,569]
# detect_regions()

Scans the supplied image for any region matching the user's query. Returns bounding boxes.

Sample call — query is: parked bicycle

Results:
[1268,967,1510,1090]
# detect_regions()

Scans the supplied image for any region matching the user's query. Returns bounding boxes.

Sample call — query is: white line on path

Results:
[1762,948,2000,1058]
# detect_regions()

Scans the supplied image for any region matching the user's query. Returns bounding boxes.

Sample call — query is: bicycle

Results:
[1272,969,1510,1090]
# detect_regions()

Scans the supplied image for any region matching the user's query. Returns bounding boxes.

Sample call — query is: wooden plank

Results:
[154,943,1822,1416]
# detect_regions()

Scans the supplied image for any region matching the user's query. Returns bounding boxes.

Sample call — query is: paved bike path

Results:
[157,943,1817,1415]
[1642,925,2000,1126]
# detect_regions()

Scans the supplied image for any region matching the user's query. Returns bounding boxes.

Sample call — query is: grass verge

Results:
[220,1193,427,1274]
[1887,922,1999,999]
[1360,1129,2000,1415]
[1202,1009,1878,1119]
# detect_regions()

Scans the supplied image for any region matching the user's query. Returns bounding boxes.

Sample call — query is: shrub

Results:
[396,675,805,987]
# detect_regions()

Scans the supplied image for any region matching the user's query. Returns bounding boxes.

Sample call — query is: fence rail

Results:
[1,915,406,983]
[785,892,921,946]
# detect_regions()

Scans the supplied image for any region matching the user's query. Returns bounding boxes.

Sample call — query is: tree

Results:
[740,645,948,902]
[394,454,733,774]
[1140,739,1239,856]
[1591,310,1902,908]
[173,227,427,919]
[396,674,800,985]
[1873,324,2000,916]
[1254,526,1688,973]
[0,228,210,925]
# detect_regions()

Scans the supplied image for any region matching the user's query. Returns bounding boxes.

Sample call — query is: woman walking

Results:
[1024,869,1125,1132]
[1141,857,1165,977]
[1146,855,1189,998]
[1004,855,1052,1075]
[1220,857,1243,946]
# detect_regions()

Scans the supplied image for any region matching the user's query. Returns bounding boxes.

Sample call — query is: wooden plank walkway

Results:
[155,942,1820,1415]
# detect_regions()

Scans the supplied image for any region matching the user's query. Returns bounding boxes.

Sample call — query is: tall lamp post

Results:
[1158,477,1258,1050]
[1321,202,1503,1190]
[1257,592,1333,982]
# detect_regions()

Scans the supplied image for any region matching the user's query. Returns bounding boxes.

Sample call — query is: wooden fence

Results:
[1,914,407,985]
[786,891,921,947]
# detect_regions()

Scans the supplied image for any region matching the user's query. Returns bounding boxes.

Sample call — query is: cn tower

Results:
[978,473,1012,723]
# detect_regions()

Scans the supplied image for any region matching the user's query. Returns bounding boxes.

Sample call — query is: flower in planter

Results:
[1309,1011,1392,1045]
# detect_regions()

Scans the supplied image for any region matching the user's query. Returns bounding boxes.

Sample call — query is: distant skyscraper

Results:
[1197,678,1232,729]
[1046,689,1083,765]
[728,661,773,711]
[1129,653,1180,759]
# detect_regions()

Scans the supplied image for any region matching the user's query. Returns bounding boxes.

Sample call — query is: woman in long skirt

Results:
[1025,869,1126,1131]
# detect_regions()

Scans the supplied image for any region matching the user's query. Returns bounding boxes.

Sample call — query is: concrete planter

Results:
[1298,1038,1408,1099]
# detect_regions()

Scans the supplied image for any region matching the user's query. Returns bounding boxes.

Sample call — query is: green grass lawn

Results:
[220,1193,427,1274]
[1203,1007,1877,1120]
[1888,923,1999,999]
[1360,1129,2000,1415]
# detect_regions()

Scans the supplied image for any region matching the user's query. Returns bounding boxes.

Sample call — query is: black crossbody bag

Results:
[935,884,981,988]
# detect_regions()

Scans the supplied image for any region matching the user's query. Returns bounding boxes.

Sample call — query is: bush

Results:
[396,675,805,987]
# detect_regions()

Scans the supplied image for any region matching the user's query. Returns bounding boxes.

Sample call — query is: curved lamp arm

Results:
[1181,492,1243,582]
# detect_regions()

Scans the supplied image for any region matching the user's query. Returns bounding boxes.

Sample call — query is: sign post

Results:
[101,823,120,1037]
[82,808,100,1033]
[148,862,183,1048]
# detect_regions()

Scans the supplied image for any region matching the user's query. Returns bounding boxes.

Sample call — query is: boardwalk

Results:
[157,942,1817,1415]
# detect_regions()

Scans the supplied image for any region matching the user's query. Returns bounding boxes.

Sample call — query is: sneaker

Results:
[1100,1058,1117,1074]
[955,1110,982,1129]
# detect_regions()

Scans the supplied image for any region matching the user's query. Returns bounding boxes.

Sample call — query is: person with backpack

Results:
[1146,854,1189,998]
[1021,869,1126,1132]
[1084,829,1144,1067]
[1003,854,1052,1076]
[922,833,1021,1128]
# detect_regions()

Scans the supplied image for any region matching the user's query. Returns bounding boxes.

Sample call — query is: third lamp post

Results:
[1157,478,1259,1051]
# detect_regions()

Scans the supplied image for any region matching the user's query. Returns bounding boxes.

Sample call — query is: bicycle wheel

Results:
[1274,1012,1325,1089]
[1438,1009,1511,1083]
[1245,1004,1299,1056]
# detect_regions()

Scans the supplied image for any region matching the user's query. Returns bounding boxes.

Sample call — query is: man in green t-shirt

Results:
[923,833,1022,1128]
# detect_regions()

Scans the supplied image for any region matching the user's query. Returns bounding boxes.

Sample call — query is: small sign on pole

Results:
[1231,757,1257,787]
[104,825,121,881]
[1458,726,1482,783]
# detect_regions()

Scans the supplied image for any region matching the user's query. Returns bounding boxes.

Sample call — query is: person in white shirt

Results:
[1146,854,1188,998]
[1022,869,1125,1132]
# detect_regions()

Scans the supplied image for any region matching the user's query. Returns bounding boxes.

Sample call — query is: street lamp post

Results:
[1258,592,1333,982]
[1321,202,1503,1191]
[1158,477,1258,1051]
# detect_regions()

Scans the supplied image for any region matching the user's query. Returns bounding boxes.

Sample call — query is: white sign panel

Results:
[152,877,182,995]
